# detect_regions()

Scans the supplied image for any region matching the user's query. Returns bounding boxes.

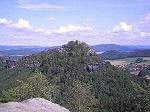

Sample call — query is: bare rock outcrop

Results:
[0,98,70,112]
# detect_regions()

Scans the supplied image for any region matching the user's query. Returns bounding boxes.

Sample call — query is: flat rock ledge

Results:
[0,98,70,112]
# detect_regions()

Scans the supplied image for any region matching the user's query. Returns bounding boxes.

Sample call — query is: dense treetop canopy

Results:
[0,40,150,112]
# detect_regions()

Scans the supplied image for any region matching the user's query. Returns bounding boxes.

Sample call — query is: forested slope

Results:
[0,41,150,112]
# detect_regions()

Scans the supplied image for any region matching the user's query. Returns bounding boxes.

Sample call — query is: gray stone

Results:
[0,98,70,112]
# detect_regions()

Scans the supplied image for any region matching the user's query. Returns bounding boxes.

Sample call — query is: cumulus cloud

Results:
[45,30,52,35]
[139,13,150,33]
[140,13,150,24]
[55,24,93,33]
[47,17,56,21]
[35,28,45,32]
[139,32,150,37]
[0,13,150,46]
[135,13,150,38]
[17,0,65,10]
[106,13,150,45]
[9,19,32,29]
[86,17,90,22]
[0,18,96,46]
[0,18,11,24]
[111,22,132,32]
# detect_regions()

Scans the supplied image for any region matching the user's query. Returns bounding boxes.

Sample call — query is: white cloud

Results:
[9,19,32,29]
[0,18,97,46]
[45,30,52,35]
[47,17,56,21]
[55,24,93,33]
[35,28,45,32]
[1,13,150,46]
[112,22,132,32]
[139,13,150,33]
[18,0,65,10]
[0,18,10,24]
[140,13,150,24]
[140,32,150,37]
[86,17,90,22]
[105,13,150,45]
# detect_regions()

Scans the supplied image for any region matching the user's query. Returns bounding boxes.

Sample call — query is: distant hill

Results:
[0,46,49,60]
[0,46,60,56]
[91,44,135,52]
[100,49,150,60]
[0,44,150,60]
[0,48,47,55]
[132,45,150,49]
[91,44,150,52]
[0,45,46,50]
[99,50,127,60]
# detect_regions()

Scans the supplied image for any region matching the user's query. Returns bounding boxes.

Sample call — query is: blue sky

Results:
[0,0,150,46]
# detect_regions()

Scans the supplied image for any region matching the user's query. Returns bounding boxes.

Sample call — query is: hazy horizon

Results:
[1,43,150,47]
[0,0,150,46]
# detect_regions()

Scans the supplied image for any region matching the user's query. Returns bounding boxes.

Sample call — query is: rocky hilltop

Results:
[0,98,70,112]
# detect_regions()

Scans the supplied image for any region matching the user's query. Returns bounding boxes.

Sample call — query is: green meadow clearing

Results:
[106,57,150,66]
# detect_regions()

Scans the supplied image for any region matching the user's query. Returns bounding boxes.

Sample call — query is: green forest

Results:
[0,40,150,112]
[100,50,150,60]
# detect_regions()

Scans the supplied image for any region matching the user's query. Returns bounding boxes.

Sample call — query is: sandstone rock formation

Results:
[0,98,70,112]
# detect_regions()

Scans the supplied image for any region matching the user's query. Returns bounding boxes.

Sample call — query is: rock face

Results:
[0,98,70,112]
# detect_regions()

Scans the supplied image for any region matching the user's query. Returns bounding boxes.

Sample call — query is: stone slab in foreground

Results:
[0,98,70,112]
